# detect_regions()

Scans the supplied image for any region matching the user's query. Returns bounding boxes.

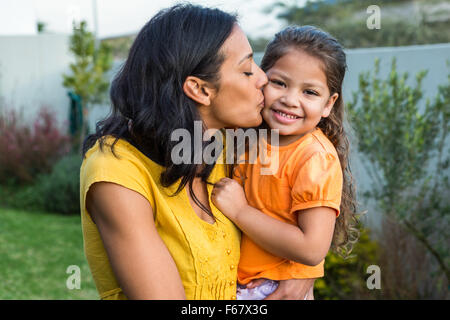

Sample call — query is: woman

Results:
[80,3,314,299]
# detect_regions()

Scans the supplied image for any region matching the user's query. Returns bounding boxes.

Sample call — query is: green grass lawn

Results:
[0,208,98,299]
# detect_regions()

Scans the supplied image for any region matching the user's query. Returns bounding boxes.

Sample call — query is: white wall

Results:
[343,43,450,109]
[0,34,72,124]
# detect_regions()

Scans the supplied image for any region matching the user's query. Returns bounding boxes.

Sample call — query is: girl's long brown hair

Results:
[260,25,360,257]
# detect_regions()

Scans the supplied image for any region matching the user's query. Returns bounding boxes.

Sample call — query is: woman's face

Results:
[202,25,268,129]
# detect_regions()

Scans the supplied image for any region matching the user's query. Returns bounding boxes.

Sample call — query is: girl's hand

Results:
[211,178,248,221]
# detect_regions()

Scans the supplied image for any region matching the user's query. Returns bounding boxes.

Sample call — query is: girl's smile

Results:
[271,108,303,124]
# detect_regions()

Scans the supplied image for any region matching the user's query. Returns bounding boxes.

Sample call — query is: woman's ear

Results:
[321,93,339,118]
[183,76,216,106]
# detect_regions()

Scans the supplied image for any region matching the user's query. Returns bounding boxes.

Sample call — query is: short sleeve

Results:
[80,141,156,215]
[290,152,343,217]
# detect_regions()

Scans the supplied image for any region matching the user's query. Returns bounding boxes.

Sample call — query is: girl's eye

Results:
[304,89,318,96]
[244,72,253,76]
[270,79,286,87]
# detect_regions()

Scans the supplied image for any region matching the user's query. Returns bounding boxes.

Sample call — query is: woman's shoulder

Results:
[83,135,161,170]
[84,135,140,159]
[81,135,162,187]
[80,135,160,209]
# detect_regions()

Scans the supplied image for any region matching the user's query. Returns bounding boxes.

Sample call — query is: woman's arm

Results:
[211,178,336,266]
[86,182,186,299]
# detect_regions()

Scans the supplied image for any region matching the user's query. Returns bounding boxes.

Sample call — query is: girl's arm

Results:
[211,178,336,266]
[86,182,186,299]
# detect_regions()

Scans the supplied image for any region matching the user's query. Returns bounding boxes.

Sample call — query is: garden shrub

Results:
[32,153,82,215]
[347,58,450,286]
[1,153,82,215]
[316,227,380,300]
[0,107,71,185]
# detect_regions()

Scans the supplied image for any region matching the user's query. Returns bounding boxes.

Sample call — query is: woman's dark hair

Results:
[260,26,360,257]
[83,4,237,220]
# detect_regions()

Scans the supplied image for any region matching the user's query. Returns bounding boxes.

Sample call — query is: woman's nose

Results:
[255,65,268,89]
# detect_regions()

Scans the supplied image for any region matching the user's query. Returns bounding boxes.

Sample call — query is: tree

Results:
[347,58,450,284]
[62,21,113,153]
[37,21,47,33]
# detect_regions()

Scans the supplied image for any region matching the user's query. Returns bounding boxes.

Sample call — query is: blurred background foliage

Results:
[255,0,450,51]
[315,227,380,300]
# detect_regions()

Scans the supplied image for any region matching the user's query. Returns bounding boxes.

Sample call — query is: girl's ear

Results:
[321,93,339,118]
[183,76,216,106]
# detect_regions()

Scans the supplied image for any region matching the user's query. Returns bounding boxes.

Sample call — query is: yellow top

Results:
[80,136,241,300]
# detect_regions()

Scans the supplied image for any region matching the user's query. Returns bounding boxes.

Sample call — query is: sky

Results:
[0,0,308,39]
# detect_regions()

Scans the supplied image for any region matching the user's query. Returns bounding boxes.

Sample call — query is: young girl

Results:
[211,26,358,300]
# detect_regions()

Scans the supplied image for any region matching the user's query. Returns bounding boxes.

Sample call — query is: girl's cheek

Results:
[262,86,276,107]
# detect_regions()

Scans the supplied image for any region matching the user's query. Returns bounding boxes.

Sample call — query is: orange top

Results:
[234,128,343,284]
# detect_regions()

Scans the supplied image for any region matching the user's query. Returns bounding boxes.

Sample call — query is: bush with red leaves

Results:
[0,107,72,185]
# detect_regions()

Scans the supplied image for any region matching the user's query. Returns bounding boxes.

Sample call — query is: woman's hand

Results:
[211,178,249,221]
[264,278,316,300]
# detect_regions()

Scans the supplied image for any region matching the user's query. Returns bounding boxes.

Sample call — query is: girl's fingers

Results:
[214,178,231,189]
[213,181,225,188]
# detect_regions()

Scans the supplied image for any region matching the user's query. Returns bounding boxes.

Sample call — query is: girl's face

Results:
[261,49,338,145]
[202,25,268,129]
